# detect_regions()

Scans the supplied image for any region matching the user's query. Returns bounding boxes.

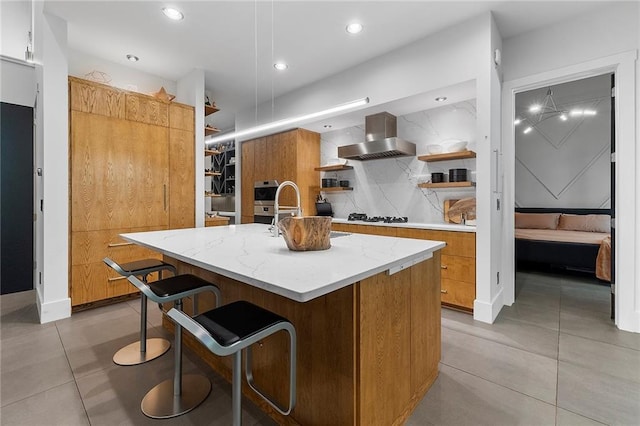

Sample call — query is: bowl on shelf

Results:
[426,144,443,154]
[441,139,468,153]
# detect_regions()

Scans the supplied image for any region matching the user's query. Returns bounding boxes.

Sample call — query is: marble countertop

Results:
[331,218,476,233]
[121,223,445,303]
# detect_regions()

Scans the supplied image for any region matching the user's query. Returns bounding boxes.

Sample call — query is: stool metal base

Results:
[141,374,211,419]
[112,338,171,366]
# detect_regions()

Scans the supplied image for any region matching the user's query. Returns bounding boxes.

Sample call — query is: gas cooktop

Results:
[347,213,409,224]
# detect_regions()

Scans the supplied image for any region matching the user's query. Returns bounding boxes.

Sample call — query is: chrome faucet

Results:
[272,181,302,236]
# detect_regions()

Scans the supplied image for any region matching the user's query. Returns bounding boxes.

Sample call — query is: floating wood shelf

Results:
[205,171,222,177]
[418,181,476,189]
[418,150,476,162]
[204,149,221,156]
[205,126,220,136]
[205,192,222,198]
[204,104,219,116]
[314,164,354,172]
[317,187,353,192]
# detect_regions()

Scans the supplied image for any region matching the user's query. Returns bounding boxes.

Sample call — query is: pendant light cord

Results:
[254,0,258,125]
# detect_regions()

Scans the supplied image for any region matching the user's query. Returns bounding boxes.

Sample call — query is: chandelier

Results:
[514,87,597,135]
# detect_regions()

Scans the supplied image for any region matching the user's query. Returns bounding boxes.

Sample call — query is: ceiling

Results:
[44,1,612,132]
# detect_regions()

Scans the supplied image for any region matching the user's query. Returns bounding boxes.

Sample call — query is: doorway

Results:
[512,74,614,316]
[1,102,34,294]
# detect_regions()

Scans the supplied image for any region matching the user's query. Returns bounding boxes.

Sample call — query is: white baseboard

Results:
[473,288,504,324]
[36,288,71,323]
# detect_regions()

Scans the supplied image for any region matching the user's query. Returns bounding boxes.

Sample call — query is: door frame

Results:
[501,50,637,332]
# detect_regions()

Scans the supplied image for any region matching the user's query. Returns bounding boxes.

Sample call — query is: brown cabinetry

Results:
[332,222,476,311]
[240,128,320,223]
[69,77,195,308]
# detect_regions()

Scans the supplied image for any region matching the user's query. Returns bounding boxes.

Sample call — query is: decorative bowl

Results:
[426,144,443,154]
[278,216,332,251]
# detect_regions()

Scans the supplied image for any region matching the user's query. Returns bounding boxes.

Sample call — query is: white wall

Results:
[0,0,32,60]
[33,6,71,323]
[502,2,639,332]
[320,100,477,222]
[0,57,35,106]
[67,49,176,95]
[515,75,612,208]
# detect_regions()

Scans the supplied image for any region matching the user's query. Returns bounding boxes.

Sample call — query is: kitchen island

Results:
[122,223,444,425]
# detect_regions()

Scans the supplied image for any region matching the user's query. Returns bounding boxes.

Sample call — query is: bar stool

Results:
[103,257,177,366]
[167,301,296,426]
[126,273,221,419]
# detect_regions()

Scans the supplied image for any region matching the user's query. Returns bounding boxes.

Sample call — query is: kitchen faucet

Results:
[272,181,302,236]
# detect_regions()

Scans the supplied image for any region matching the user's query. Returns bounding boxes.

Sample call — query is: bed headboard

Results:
[515,207,611,216]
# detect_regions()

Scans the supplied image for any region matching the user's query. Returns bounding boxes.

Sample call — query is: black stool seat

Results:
[118,258,168,275]
[194,301,288,347]
[149,274,216,299]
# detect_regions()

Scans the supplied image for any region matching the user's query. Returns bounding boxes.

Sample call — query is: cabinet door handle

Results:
[107,242,133,248]
[108,276,127,282]
[441,289,448,294]
[441,265,448,269]
[163,184,167,211]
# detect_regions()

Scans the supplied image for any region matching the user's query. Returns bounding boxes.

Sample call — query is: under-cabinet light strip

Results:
[206,97,369,145]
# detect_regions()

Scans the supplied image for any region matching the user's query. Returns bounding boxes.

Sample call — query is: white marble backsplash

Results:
[320,99,477,223]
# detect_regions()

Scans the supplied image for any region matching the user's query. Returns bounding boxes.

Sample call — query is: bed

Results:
[514,208,611,281]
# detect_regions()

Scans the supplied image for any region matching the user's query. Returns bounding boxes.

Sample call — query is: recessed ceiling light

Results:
[346,22,363,34]
[274,62,288,71]
[162,7,184,21]
[126,54,139,62]
[435,96,447,102]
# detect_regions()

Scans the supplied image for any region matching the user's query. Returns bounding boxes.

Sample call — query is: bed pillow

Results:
[558,214,611,233]
[514,212,560,230]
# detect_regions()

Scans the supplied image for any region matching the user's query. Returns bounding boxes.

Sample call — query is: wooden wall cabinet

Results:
[332,222,476,311]
[69,77,195,308]
[241,128,320,224]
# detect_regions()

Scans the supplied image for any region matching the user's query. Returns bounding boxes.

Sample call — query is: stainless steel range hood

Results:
[338,112,416,161]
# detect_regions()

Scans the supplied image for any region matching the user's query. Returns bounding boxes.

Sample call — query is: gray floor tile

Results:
[0,382,89,426]
[1,326,74,407]
[556,407,607,426]
[561,283,610,314]
[56,308,169,380]
[560,306,640,351]
[443,307,560,359]
[442,327,558,404]
[0,290,55,340]
[516,284,562,310]
[407,364,556,426]
[498,300,561,331]
[560,333,640,383]
[558,360,640,425]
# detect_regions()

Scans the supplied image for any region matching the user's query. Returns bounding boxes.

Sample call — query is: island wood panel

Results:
[169,103,194,131]
[69,76,125,118]
[70,111,169,232]
[169,127,195,229]
[163,251,440,425]
[163,259,355,426]
[125,93,169,127]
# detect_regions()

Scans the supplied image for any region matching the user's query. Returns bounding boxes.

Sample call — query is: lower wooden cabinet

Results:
[70,226,166,307]
[332,222,476,311]
[204,217,230,227]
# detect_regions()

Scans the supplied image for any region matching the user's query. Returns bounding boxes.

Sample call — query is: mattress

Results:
[515,228,609,245]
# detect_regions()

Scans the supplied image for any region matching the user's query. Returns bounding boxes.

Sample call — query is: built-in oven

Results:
[254,180,279,224]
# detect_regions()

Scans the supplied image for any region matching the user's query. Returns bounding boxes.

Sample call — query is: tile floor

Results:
[1,270,639,425]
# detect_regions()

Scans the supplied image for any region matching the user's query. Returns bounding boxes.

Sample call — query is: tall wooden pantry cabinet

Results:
[69,77,195,308]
